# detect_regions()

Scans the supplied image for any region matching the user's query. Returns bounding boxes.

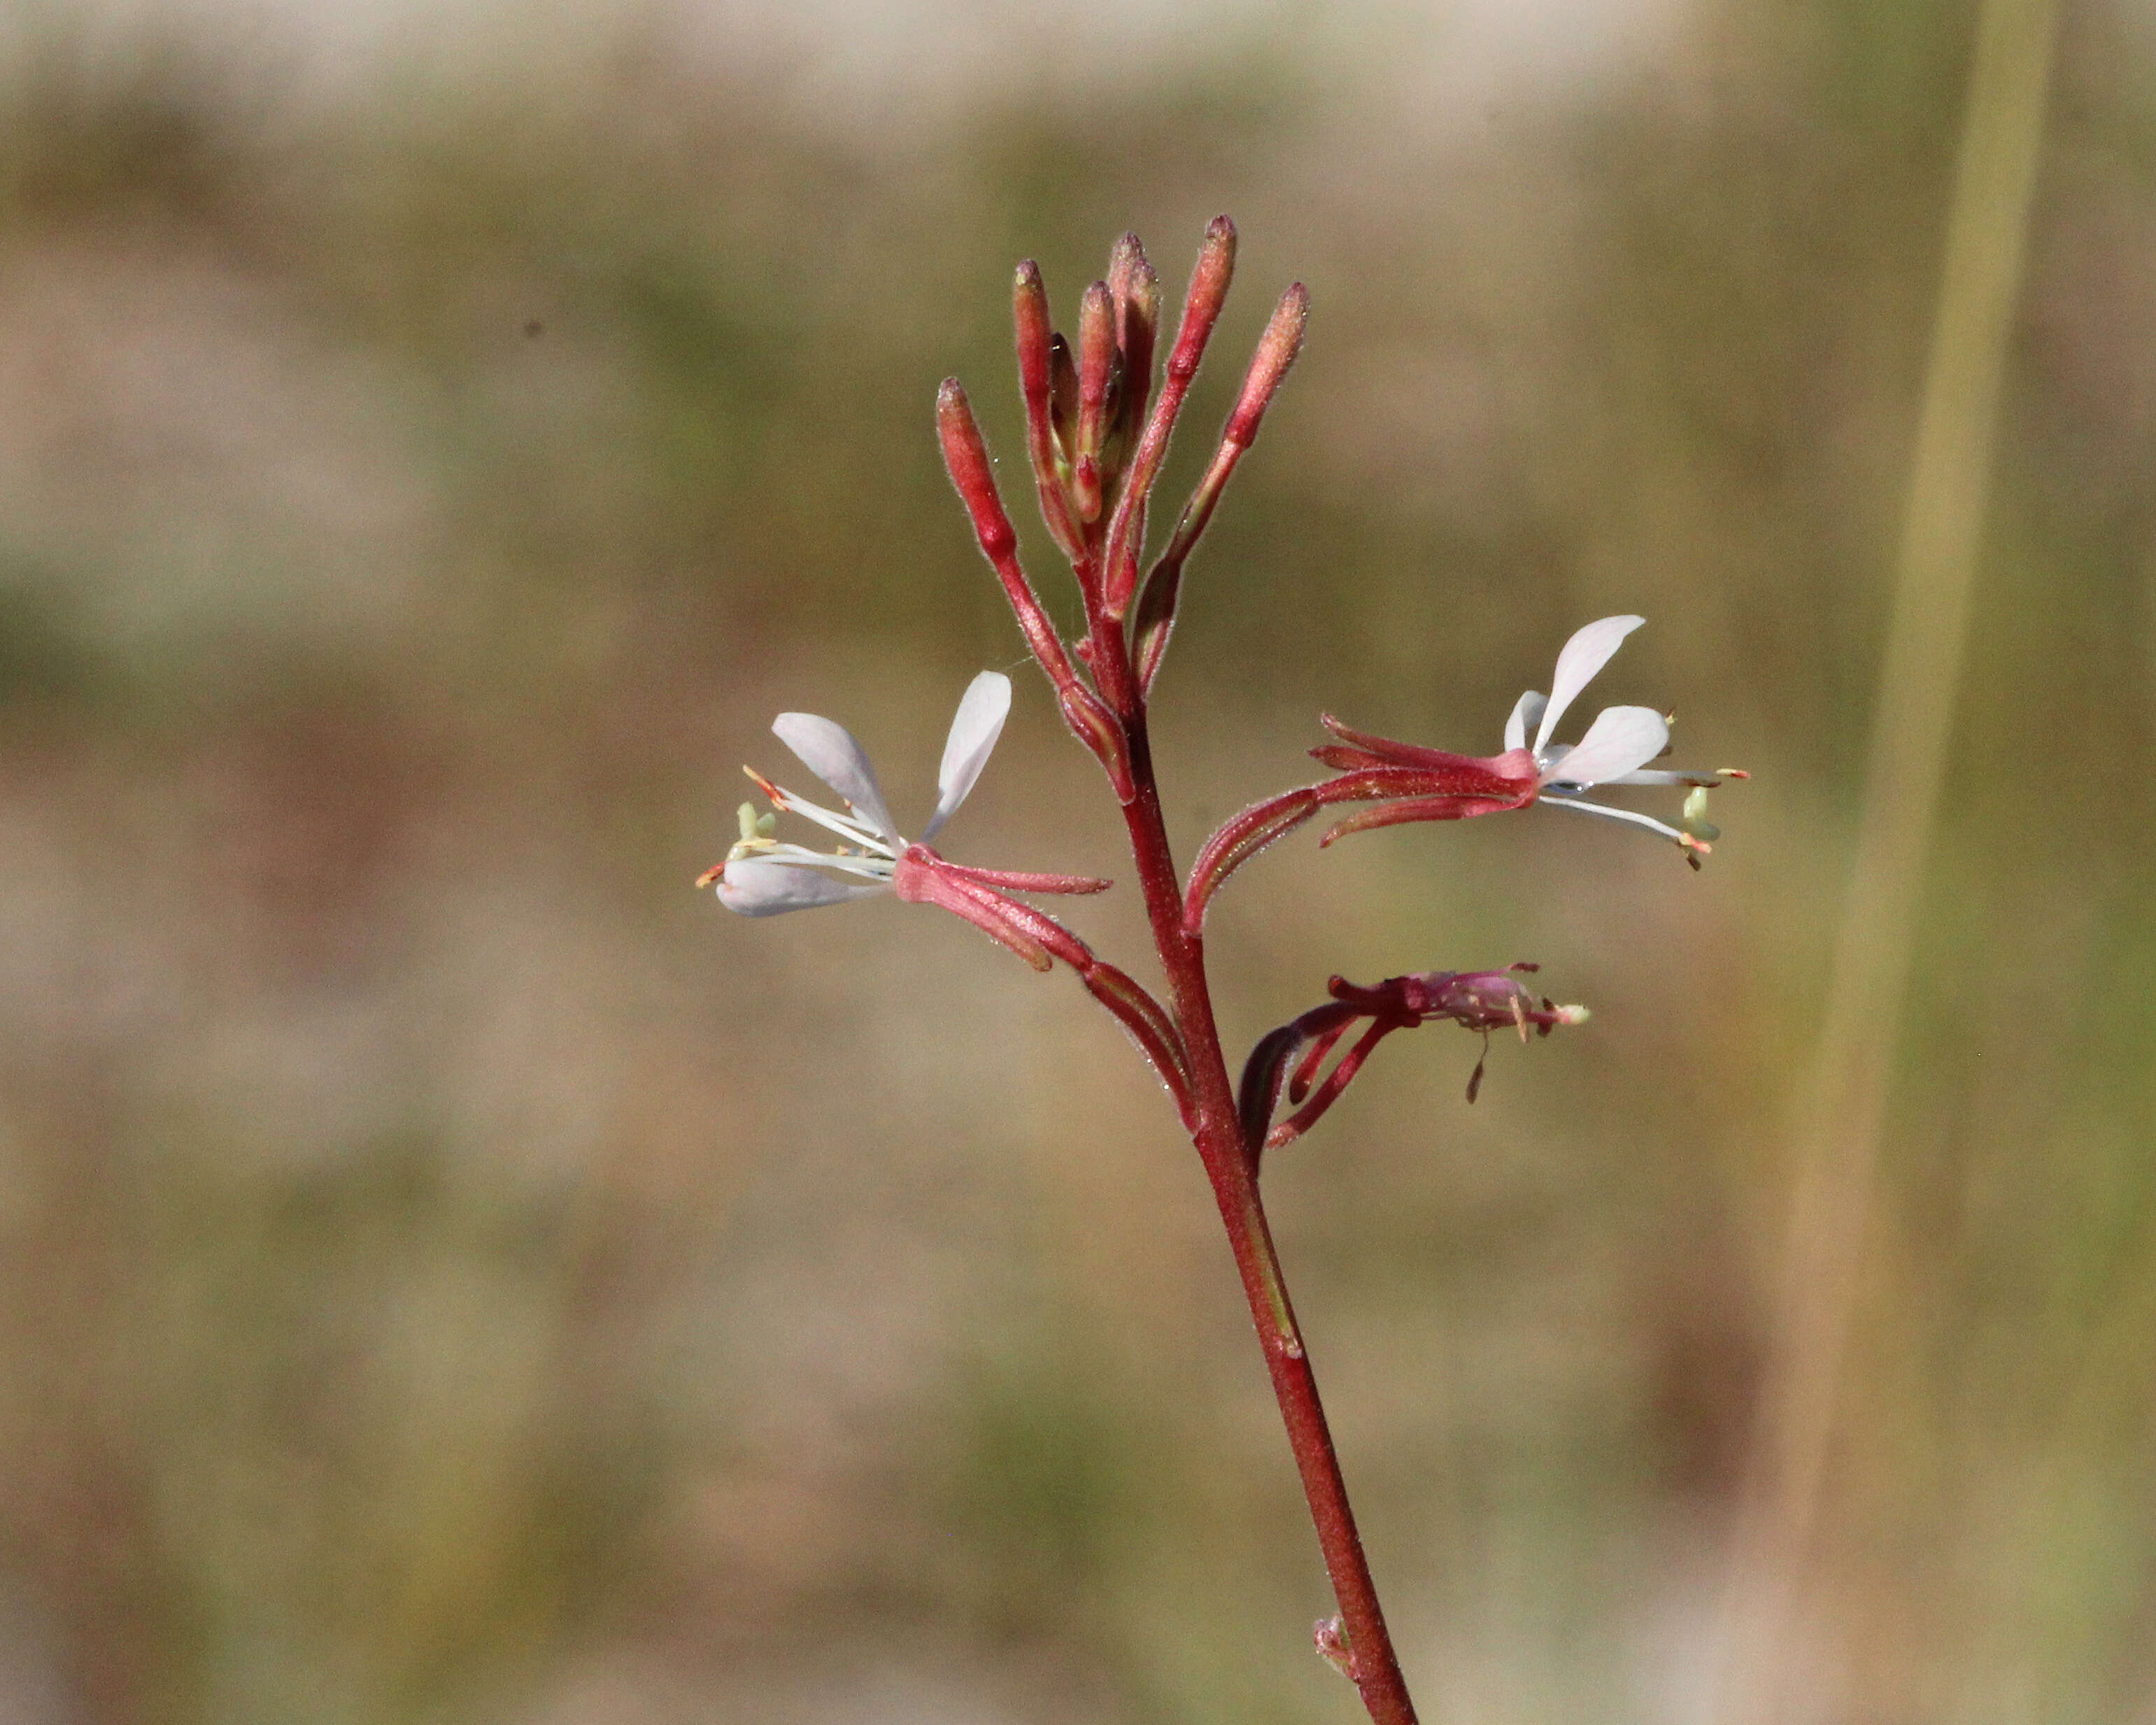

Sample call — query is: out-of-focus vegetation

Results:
[0,4,2150,1722]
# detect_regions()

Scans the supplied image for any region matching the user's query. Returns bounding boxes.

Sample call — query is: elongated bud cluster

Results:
[946,220,1315,736]
[1016,232,1169,569]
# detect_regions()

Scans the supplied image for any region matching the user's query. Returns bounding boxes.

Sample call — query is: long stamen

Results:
[1541,793,1710,854]
[744,766,898,856]
[751,842,896,877]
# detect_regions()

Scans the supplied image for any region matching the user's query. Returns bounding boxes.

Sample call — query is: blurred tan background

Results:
[0,1,2150,1721]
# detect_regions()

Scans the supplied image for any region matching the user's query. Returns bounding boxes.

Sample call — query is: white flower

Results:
[704,671,1012,915]
[1503,616,1740,856]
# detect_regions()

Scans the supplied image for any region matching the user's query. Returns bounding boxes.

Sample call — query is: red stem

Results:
[1085,613,1420,1725]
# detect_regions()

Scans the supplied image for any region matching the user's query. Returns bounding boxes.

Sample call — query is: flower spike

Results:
[707,225,1739,1725]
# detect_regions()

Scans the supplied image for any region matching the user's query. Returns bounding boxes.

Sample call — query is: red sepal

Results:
[894,845,1087,972]
[1319,793,1529,846]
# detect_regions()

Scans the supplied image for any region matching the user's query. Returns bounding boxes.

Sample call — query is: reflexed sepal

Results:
[1081,958,1194,1122]
[1308,728,1538,843]
[1184,787,1324,932]
[893,845,1091,973]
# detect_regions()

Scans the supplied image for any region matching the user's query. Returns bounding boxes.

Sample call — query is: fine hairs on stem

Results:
[703,221,1741,1724]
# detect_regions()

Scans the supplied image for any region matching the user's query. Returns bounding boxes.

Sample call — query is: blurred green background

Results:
[0,1,2150,1721]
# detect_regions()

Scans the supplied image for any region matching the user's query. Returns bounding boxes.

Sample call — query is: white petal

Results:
[1535,615,1644,755]
[922,671,1011,842]
[1539,704,1669,787]
[1504,690,1546,754]
[772,712,898,842]
[716,855,891,916]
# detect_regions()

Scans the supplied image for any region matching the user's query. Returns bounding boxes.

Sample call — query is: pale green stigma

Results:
[1680,785,1721,843]
[729,802,780,862]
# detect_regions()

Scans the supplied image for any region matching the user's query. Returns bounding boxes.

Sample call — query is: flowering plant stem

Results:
[1110,684,1421,1725]
[714,219,1729,1715]
[947,222,1419,1720]
[711,206,1742,1713]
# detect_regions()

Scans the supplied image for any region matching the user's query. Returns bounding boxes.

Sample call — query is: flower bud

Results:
[1107,231,1159,458]
[1072,280,1115,521]
[1013,261,1054,405]
[935,378,1016,561]
[1014,261,1084,560]
[1223,283,1308,450]
[1167,215,1237,386]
